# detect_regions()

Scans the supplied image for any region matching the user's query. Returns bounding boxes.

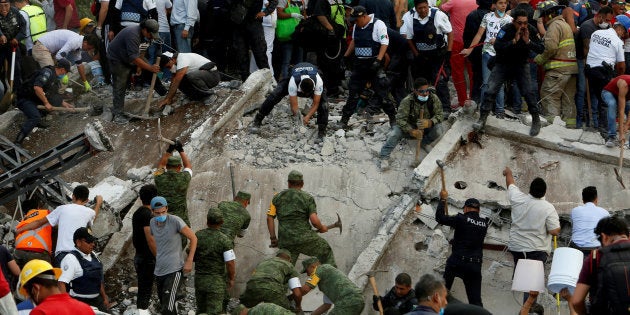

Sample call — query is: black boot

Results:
[388,114,396,128]
[530,113,541,136]
[339,117,350,131]
[249,114,264,133]
[317,125,326,138]
[473,111,489,131]
[14,132,26,145]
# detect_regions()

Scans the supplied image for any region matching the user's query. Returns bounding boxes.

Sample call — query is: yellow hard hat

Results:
[80,17,95,32]
[18,259,61,296]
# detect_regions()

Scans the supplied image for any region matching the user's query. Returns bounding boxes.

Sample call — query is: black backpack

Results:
[592,242,630,315]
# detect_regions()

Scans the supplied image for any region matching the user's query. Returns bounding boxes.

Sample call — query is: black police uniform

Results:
[435,199,489,307]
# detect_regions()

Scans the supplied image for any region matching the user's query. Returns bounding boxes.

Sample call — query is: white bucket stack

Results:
[548,247,584,294]
[512,259,546,292]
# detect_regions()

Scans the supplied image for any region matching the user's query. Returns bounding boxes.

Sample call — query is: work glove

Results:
[290,13,304,20]
[409,129,422,139]
[167,142,176,153]
[370,59,382,72]
[60,74,69,85]
[83,80,92,92]
[372,295,382,306]
[174,140,184,152]
[419,119,432,129]
[96,27,103,39]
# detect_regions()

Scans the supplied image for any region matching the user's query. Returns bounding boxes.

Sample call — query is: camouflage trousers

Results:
[195,274,227,315]
[281,235,336,267]
[329,295,365,315]
[239,281,291,309]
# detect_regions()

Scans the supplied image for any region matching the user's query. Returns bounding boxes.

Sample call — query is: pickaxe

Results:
[436,159,448,215]
[360,270,388,315]
[315,213,343,234]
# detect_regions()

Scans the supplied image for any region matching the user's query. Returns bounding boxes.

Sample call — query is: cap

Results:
[151,196,168,210]
[236,191,251,201]
[80,18,95,32]
[301,257,319,273]
[142,19,160,39]
[288,170,303,181]
[231,305,247,315]
[73,227,96,243]
[276,248,291,257]
[206,207,223,224]
[533,0,563,19]
[350,5,367,22]
[615,14,630,31]
[56,59,72,73]
[167,156,182,167]
[464,198,481,209]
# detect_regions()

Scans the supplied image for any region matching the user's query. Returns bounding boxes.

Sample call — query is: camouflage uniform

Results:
[239,257,300,309]
[219,201,251,244]
[268,188,336,266]
[194,227,233,315]
[248,302,295,315]
[305,264,365,315]
[154,169,192,225]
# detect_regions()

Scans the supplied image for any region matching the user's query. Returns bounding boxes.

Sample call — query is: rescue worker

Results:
[601,75,630,148]
[435,193,489,307]
[407,274,448,315]
[240,249,303,311]
[300,257,365,314]
[473,9,545,136]
[266,170,336,266]
[372,273,418,314]
[340,6,396,130]
[14,198,53,267]
[0,0,26,91]
[218,191,252,244]
[534,0,579,128]
[154,140,192,226]
[194,208,235,315]
[131,184,158,315]
[402,0,453,113]
[158,52,221,106]
[58,227,109,311]
[378,77,443,171]
[231,303,294,314]
[14,0,47,54]
[14,59,74,145]
[250,62,329,139]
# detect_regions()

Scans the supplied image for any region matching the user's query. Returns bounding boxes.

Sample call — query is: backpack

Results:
[591,242,630,315]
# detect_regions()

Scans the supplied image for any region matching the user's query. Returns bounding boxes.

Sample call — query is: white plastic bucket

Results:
[512,259,546,292]
[548,247,584,294]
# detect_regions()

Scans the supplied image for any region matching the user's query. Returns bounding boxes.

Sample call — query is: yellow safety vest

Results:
[21,5,47,43]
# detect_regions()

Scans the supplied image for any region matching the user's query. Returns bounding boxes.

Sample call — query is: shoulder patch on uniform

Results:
[497,29,506,39]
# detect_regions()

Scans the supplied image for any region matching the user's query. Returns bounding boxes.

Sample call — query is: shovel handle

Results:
[37,105,88,112]
[369,276,384,315]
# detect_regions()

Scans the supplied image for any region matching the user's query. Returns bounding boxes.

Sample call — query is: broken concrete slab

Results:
[126,165,153,181]
[89,176,136,212]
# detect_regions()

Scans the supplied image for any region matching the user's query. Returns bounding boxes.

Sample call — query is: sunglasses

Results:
[415,89,430,94]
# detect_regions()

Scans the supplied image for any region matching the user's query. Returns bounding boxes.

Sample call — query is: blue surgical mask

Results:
[155,214,167,223]
[417,95,429,102]
[57,74,65,80]
[497,10,505,17]
[439,308,445,315]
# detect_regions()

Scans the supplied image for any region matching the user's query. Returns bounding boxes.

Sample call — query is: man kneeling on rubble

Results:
[158,52,221,106]
[378,77,443,171]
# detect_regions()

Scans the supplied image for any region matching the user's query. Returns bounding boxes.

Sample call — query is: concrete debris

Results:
[161,105,173,116]
[126,166,153,181]
[539,160,560,170]
[427,228,448,259]
[89,176,136,212]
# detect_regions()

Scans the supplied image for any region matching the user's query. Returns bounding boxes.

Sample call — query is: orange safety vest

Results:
[15,209,52,254]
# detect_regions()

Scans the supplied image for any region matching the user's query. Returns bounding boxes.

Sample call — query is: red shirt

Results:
[53,0,80,29]
[31,293,94,315]
[578,239,630,285]
[440,0,478,43]
[603,75,630,95]
[0,268,9,298]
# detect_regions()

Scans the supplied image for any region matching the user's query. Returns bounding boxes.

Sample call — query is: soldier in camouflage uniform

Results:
[194,208,235,315]
[378,77,444,171]
[239,249,303,311]
[300,257,365,315]
[266,170,336,267]
[154,140,192,225]
[219,191,252,244]
[231,303,294,315]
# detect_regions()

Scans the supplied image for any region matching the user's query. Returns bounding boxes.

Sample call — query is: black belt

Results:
[456,255,482,263]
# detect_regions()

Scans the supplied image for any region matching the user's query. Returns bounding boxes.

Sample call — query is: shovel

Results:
[614,137,626,189]
[0,46,16,113]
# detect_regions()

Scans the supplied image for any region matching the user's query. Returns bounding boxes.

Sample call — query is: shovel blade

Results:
[614,167,626,189]
[0,91,13,114]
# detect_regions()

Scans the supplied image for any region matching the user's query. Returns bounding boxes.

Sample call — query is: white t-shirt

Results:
[480,12,513,56]
[625,38,630,53]
[586,28,625,68]
[571,202,610,248]
[400,8,452,41]
[507,184,560,253]
[37,30,84,63]
[351,14,389,46]
[171,53,212,73]
[18,9,32,51]
[46,204,95,255]
[58,250,101,299]
[288,73,324,96]
[156,0,172,33]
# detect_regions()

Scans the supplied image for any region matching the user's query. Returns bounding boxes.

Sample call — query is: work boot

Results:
[14,132,25,145]
[472,112,489,131]
[317,125,326,139]
[249,114,263,133]
[530,113,541,136]
[388,114,396,128]
[339,117,350,131]
[113,114,129,125]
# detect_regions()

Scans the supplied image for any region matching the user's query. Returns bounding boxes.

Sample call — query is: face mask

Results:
[497,10,505,17]
[599,22,610,28]
[439,308,445,315]
[417,95,429,102]
[155,214,167,223]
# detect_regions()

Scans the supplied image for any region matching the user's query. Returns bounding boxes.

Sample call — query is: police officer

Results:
[154,140,192,226]
[250,62,329,139]
[340,6,396,130]
[435,191,488,307]
[194,207,235,314]
[402,0,453,113]
[219,191,252,244]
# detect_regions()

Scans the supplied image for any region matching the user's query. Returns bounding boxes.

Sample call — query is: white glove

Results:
[96,27,102,39]
[291,13,304,20]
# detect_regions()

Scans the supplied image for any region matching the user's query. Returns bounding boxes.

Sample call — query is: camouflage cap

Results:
[276,248,291,257]
[236,191,251,201]
[231,304,247,315]
[167,156,182,167]
[288,170,303,181]
[207,207,223,224]
[301,257,319,273]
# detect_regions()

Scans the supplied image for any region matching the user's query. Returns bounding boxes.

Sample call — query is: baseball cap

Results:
[142,19,160,39]
[288,170,303,181]
[301,257,319,273]
[276,249,291,257]
[73,227,96,243]
[236,191,251,201]
[151,196,168,210]
[464,198,481,209]
[167,156,182,167]
[56,59,72,72]
[350,5,367,22]
[615,14,630,31]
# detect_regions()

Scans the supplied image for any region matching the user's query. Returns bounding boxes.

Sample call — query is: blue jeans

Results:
[379,125,442,159]
[173,24,193,53]
[16,98,41,136]
[575,59,586,127]
[481,62,539,116]
[481,52,504,113]
[512,53,539,113]
[602,90,630,138]
[279,41,303,80]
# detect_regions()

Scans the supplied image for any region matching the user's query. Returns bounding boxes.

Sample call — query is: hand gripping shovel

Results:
[0,46,16,113]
